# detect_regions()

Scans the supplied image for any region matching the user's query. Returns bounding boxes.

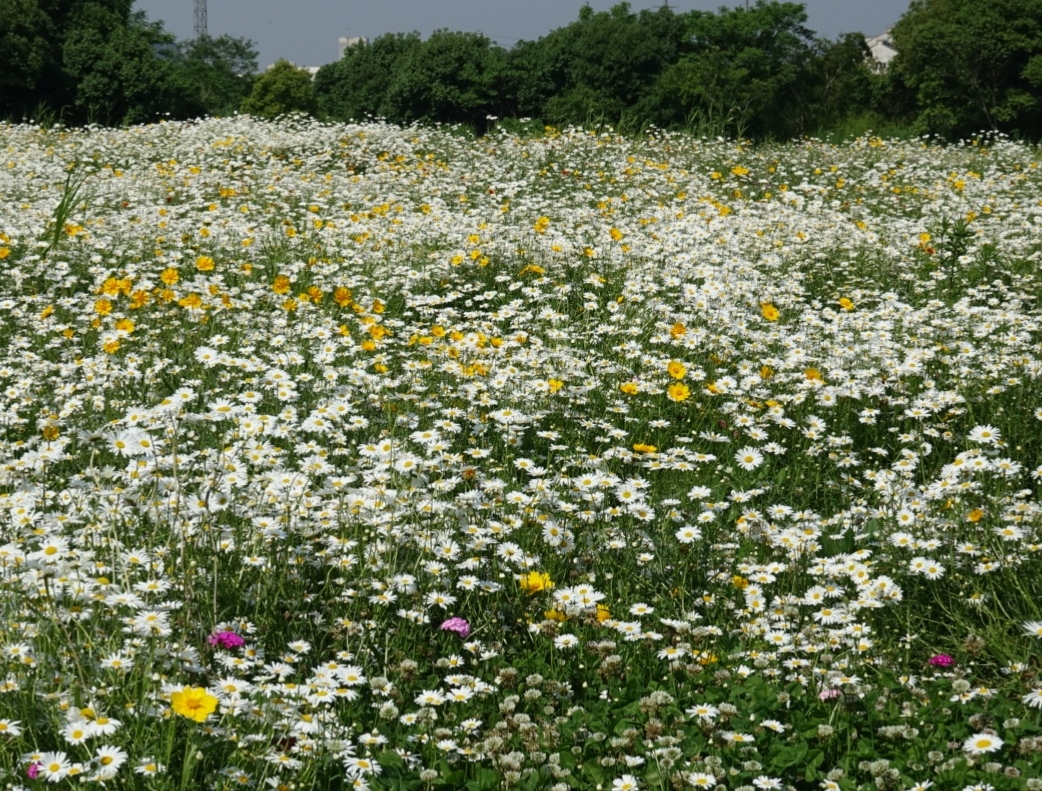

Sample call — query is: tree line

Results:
[4,0,1042,141]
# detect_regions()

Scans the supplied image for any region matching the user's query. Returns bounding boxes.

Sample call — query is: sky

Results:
[133,0,911,70]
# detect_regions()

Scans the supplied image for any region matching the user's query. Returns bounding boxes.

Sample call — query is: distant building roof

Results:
[866,30,897,72]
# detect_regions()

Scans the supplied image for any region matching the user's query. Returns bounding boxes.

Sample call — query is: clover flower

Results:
[207,630,246,649]
[439,617,471,638]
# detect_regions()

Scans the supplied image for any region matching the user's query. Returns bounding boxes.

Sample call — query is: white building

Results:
[339,36,368,60]
[865,30,897,72]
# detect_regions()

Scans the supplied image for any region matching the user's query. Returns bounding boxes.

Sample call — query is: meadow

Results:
[0,115,1041,791]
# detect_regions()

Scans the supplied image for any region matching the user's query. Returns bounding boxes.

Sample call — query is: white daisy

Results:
[962,732,1003,755]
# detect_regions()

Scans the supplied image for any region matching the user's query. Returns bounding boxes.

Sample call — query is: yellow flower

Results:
[170,686,218,723]
[667,360,687,380]
[195,255,215,271]
[160,267,179,285]
[804,368,823,382]
[967,509,984,523]
[667,382,690,402]
[633,443,657,454]
[94,298,113,316]
[544,609,568,622]
[838,297,854,311]
[0,247,10,259]
[760,302,779,321]
[272,275,292,295]
[731,165,749,177]
[759,365,774,380]
[620,382,639,395]
[670,322,686,338]
[609,227,623,242]
[519,264,545,276]
[595,604,610,622]
[519,571,553,595]
[114,318,135,334]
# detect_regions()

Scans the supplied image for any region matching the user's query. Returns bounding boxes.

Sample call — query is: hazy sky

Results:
[134,0,910,70]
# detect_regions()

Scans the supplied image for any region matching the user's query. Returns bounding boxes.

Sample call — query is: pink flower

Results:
[27,763,40,779]
[928,654,954,667]
[440,617,471,638]
[818,688,842,701]
[207,630,245,650]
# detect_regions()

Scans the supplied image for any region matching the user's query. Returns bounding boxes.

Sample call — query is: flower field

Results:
[1,116,1041,791]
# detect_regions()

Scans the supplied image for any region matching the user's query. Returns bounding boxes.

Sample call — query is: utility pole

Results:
[194,0,208,38]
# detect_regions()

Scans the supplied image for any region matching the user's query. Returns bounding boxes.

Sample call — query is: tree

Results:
[385,30,506,130]
[505,4,688,127]
[240,59,315,118]
[801,32,877,135]
[62,7,178,125]
[0,0,60,119]
[313,33,421,122]
[648,1,817,139]
[890,0,1042,139]
[1,0,256,125]
[172,35,258,118]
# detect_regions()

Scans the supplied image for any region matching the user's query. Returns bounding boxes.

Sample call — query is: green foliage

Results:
[803,32,879,135]
[314,33,421,122]
[649,1,818,139]
[506,4,688,128]
[890,0,1042,139]
[171,35,258,118]
[385,30,506,130]
[62,8,178,125]
[0,0,60,119]
[240,59,316,119]
[0,1,256,125]
[11,0,1042,142]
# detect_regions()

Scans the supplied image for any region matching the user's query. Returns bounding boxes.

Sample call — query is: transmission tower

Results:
[194,0,208,38]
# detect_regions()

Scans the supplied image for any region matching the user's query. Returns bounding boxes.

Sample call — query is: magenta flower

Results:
[928,653,955,667]
[207,630,245,650]
[440,617,471,638]
[27,763,40,780]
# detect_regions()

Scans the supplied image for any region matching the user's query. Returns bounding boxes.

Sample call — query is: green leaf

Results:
[804,748,825,781]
